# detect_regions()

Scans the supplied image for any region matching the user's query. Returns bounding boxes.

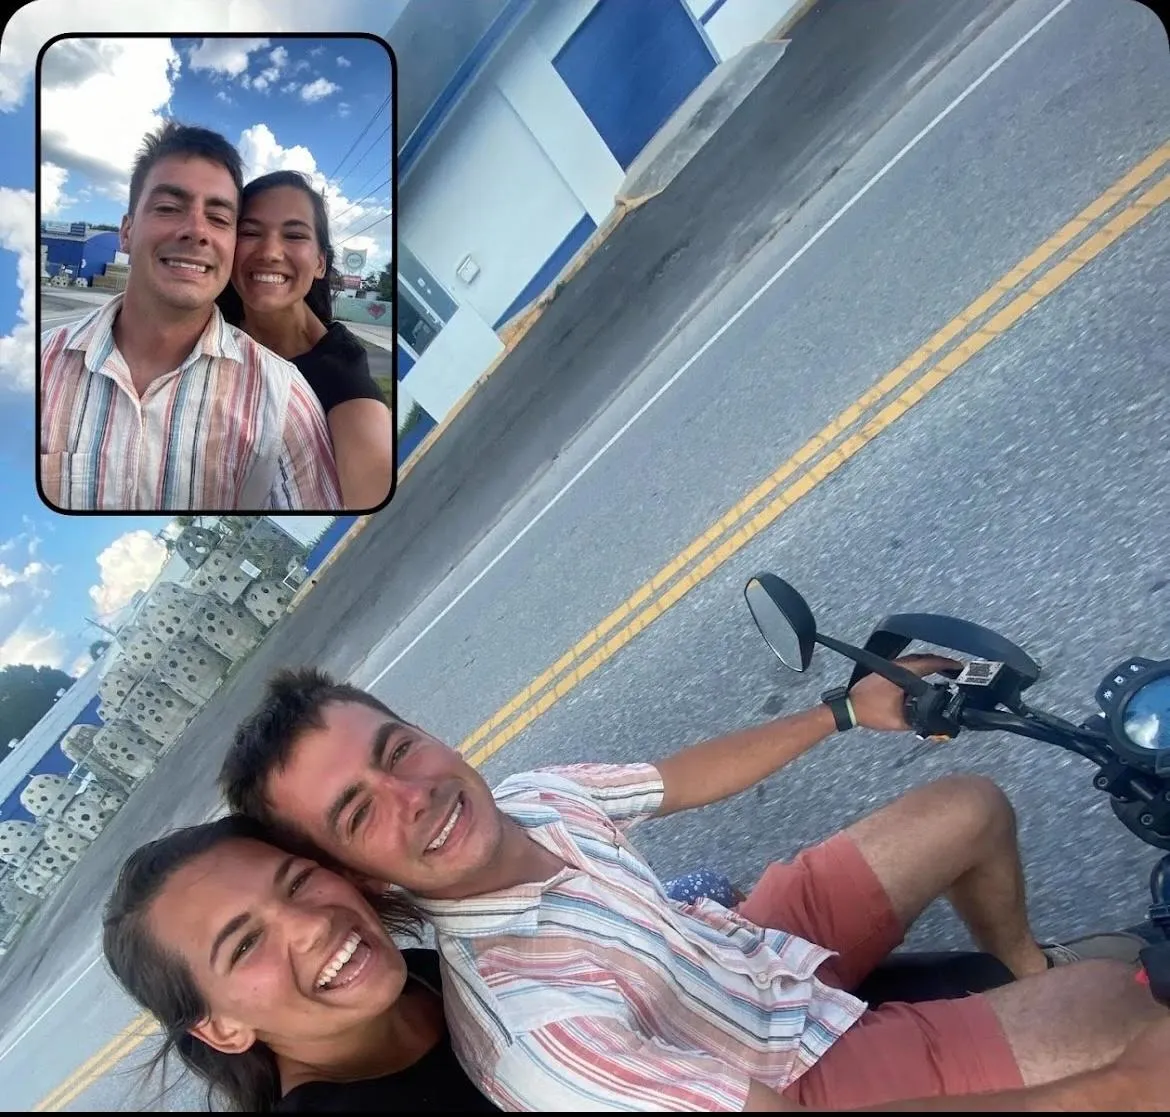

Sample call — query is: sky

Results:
[0,1,407,683]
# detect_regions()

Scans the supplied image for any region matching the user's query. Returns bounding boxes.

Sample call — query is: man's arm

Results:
[653,654,958,817]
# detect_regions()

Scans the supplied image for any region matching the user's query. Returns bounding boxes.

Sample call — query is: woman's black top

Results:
[273,949,498,1113]
[291,323,387,415]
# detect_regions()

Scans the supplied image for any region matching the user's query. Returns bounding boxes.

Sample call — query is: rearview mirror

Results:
[744,574,817,671]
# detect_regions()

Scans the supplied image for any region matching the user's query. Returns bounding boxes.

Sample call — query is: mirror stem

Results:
[815,633,931,696]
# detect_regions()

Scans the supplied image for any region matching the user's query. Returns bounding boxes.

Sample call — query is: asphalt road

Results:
[4,0,1169,1108]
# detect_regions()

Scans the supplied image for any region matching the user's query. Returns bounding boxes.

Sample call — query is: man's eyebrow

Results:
[327,783,362,838]
[147,183,237,214]
[209,913,249,968]
[273,853,298,891]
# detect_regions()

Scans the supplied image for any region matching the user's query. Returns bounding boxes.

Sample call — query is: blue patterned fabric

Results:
[662,867,737,907]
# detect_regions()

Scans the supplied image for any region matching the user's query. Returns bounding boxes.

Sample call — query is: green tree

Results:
[376,265,395,302]
[0,665,76,746]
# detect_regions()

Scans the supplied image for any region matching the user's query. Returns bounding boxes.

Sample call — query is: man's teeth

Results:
[251,273,289,284]
[316,931,362,988]
[426,799,463,852]
[163,259,209,273]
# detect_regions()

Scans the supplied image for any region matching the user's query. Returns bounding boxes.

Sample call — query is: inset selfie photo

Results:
[36,33,396,515]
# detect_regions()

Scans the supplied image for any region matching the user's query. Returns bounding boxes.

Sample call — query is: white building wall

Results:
[401,306,504,420]
[400,84,586,330]
[401,0,778,420]
[489,33,624,225]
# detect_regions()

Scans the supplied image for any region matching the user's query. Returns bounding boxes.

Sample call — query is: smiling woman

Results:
[216,171,395,512]
[102,814,499,1113]
[33,32,397,516]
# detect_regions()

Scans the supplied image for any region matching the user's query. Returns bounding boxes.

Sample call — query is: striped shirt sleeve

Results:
[274,374,343,509]
[490,1015,752,1112]
[535,763,665,829]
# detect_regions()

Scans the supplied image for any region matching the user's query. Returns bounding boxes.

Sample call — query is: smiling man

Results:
[220,666,1165,1112]
[38,121,341,512]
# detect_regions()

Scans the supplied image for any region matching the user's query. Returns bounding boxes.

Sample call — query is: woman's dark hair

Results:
[102,813,421,1112]
[216,170,336,329]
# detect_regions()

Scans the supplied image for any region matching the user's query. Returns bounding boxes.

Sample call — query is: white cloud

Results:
[88,531,168,618]
[308,46,325,58]
[40,162,72,216]
[336,55,351,67]
[0,561,50,594]
[0,539,61,669]
[253,74,271,92]
[1,3,404,112]
[187,37,269,78]
[39,37,180,211]
[236,123,392,276]
[269,46,289,68]
[215,89,233,104]
[0,186,36,392]
[281,80,299,94]
[300,77,339,103]
[0,627,67,670]
[338,102,351,118]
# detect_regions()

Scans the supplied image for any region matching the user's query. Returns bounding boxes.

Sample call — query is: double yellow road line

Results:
[33,142,1170,1111]
[455,143,1170,769]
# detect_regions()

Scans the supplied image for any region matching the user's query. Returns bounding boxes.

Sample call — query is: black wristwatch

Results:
[821,686,857,732]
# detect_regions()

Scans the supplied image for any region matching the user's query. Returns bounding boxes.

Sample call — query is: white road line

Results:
[0,803,226,1064]
[0,956,104,1064]
[366,0,1073,691]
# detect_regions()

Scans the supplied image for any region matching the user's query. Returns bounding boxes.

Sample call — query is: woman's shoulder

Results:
[316,322,369,361]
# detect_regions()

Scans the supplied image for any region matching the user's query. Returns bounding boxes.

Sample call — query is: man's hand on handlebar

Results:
[849,655,963,732]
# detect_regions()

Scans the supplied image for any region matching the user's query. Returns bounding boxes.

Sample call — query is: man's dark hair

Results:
[219,667,403,840]
[127,120,244,219]
[216,170,337,328]
[102,813,420,1112]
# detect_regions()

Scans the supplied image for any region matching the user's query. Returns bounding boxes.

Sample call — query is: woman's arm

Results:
[326,397,395,510]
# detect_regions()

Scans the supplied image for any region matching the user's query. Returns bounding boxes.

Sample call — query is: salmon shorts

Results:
[735,832,1025,1108]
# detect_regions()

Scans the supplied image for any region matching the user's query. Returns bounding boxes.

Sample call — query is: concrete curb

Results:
[616,38,790,207]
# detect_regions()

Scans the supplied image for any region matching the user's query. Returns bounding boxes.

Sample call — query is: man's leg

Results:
[787,958,1167,1108]
[982,957,1165,1084]
[736,773,1048,986]
[835,773,1048,978]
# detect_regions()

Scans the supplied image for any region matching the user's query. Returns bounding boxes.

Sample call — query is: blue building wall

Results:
[42,232,119,281]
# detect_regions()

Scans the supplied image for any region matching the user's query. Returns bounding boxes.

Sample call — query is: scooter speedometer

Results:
[1096,658,1170,774]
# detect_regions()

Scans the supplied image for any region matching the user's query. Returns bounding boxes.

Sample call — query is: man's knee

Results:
[923,773,1017,845]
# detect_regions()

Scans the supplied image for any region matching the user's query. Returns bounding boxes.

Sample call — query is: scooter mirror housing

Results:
[744,574,817,672]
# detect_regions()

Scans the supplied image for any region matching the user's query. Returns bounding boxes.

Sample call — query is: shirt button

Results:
[752,971,773,989]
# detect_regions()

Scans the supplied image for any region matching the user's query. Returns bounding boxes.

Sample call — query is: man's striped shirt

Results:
[39,294,341,511]
[414,764,866,1112]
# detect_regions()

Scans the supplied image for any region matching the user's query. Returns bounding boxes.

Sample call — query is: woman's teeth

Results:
[251,273,289,284]
[426,799,463,852]
[317,931,362,988]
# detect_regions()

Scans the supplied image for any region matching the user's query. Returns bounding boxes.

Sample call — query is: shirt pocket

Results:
[39,451,102,511]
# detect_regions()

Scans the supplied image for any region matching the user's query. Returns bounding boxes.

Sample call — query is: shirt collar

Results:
[64,293,243,375]
[408,801,582,936]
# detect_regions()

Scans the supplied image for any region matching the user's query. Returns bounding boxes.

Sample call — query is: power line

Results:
[324,95,390,184]
[335,123,391,191]
[330,171,391,228]
[336,210,392,247]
